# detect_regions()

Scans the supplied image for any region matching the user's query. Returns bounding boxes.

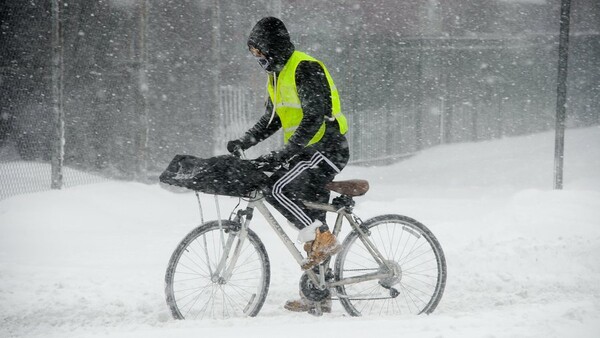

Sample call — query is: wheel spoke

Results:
[335,215,446,316]
[165,221,270,320]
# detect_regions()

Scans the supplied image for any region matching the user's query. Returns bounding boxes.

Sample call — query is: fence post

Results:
[210,0,221,156]
[439,96,445,144]
[415,46,424,150]
[554,0,571,190]
[51,0,65,190]
[135,0,150,180]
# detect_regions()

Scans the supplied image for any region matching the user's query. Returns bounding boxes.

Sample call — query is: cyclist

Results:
[227,17,349,312]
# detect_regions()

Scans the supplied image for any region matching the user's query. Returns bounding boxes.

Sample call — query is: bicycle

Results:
[163,174,447,319]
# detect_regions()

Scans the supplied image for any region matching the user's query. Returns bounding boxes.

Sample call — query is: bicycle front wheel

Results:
[165,220,270,319]
[334,214,446,316]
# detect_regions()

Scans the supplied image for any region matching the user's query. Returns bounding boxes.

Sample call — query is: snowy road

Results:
[1,127,599,337]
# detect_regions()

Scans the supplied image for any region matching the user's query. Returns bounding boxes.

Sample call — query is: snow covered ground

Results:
[1,126,599,337]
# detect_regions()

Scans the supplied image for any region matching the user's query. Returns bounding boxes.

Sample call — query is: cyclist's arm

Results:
[238,98,282,147]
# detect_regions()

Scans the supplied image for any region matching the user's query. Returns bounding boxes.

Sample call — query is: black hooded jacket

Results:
[241,17,349,167]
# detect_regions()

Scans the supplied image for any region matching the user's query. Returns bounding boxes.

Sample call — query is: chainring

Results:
[299,272,330,302]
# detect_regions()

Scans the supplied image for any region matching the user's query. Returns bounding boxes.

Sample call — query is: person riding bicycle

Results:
[227,17,349,312]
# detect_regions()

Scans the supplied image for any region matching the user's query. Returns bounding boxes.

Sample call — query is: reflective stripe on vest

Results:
[267,51,348,145]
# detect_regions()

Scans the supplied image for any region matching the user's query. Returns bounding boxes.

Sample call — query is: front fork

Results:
[211,206,253,283]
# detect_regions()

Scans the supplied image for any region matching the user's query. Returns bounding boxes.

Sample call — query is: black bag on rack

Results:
[159,155,268,197]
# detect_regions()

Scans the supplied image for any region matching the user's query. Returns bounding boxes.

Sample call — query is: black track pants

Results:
[264,148,347,230]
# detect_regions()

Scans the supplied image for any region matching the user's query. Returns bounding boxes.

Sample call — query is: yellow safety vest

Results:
[267,51,348,145]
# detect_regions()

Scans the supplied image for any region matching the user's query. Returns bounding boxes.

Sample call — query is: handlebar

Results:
[233,147,246,159]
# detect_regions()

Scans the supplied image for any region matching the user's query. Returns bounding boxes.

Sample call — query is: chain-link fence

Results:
[0,142,108,200]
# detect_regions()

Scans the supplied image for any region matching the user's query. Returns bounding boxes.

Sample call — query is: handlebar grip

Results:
[233,147,245,159]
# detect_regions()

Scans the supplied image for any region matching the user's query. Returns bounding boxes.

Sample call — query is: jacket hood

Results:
[247,17,295,72]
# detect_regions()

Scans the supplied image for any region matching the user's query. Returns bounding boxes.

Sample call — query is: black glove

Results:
[227,139,246,155]
[252,151,284,171]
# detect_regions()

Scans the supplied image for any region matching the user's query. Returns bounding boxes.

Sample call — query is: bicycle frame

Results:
[211,192,397,291]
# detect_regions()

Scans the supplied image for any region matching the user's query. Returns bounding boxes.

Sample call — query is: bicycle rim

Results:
[165,221,270,319]
[334,214,446,316]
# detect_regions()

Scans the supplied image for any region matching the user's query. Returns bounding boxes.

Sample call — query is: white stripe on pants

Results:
[272,151,340,228]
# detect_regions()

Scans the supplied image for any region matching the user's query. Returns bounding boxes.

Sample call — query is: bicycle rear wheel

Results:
[165,220,270,319]
[334,214,446,316]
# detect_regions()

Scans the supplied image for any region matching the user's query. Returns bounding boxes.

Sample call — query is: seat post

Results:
[331,212,345,237]
[331,194,355,211]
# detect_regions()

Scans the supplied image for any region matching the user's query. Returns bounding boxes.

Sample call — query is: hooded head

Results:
[247,17,295,73]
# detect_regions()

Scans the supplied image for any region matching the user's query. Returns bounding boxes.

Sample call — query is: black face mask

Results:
[256,56,271,72]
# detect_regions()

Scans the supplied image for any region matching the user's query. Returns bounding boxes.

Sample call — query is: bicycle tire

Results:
[165,220,270,319]
[334,214,446,316]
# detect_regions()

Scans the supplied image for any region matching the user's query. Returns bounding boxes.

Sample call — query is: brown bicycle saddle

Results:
[325,179,370,197]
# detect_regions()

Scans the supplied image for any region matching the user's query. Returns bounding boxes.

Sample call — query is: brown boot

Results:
[301,229,341,270]
[284,297,332,313]
[303,241,313,255]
